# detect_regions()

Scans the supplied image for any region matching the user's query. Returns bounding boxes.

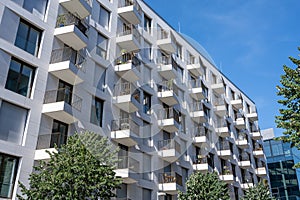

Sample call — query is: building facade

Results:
[263,131,300,200]
[0,0,267,199]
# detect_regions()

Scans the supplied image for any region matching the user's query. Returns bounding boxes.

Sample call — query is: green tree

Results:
[275,47,300,167]
[242,182,274,200]
[18,131,122,200]
[178,172,230,200]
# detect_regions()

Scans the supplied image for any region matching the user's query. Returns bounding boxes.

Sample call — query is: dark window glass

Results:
[5,58,35,97]
[15,20,41,56]
[90,97,104,127]
[50,120,68,148]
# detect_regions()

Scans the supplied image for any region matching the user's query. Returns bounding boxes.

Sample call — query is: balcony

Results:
[59,0,91,19]
[158,172,182,194]
[157,81,179,106]
[238,153,251,169]
[217,141,232,159]
[211,82,225,95]
[157,55,178,80]
[111,118,139,146]
[158,139,181,162]
[214,98,228,117]
[253,146,264,158]
[192,156,210,172]
[54,13,88,50]
[250,130,262,140]
[42,89,82,124]
[157,30,176,53]
[247,112,258,122]
[255,162,267,177]
[216,120,231,137]
[187,62,204,77]
[192,126,208,147]
[235,113,246,130]
[115,156,139,184]
[219,174,234,184]
[189,102,207,123]
[235,133,249,149]
[231,99,243,110]
[158,108,180,133]
[188,79,207,100]
[113,82,139,113]
[117,0,142,25]
[116,24,141,51]
[49,47,85,85]
[241,182,254,190]
[114,52,141,82]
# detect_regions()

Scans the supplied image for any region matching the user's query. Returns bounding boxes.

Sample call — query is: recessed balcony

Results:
[256,162,267,177]
[158,172,182,194]
[214,99,228,117]
[157,30,176,53]
[250,130,262,140]
[192,126,208,147]
[59,0,91,19]
[49,47,85,85]
[187,62,204,77]
[114,52,141,82]
[247,112,258,122]
[235,133,249,149]
[117,0,142,25]
[54,13,88,50]
[158,139,181,162]
[219,174,234,184]
[211,82,225,95]
[217,141,232,159]
[111,118,139,146]
[42,89,82,124]
[235,113,246,129]
[116,24,141,51]
[157,81,179,106]
[216,120,231,137]
[188,79,207,100]
[158,108,180,133]
[192,156,210,172]
[253,147,264,158]
[231,99,243,110]
[115,156,140,184]
[189,102,207,123]
[157,55,178,80]
[113,82,139,113]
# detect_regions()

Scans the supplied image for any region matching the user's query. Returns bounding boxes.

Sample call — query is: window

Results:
[99,5,110,30]
[144,40,151,60]
[142,153,151,180]
[90,97,104,127]
[116,183,127,199]
[0,153,19,198]
[96,33,108,59]
[23,0,48,19]
[51,120,68,148]
[144,14,151,33]
[176,43,182,59]
[0,101,28,144]
[5,58,35,97]
[143,92,151,114]
[57,80,73,105]
[15,19,41,56]
[142,188,152,200]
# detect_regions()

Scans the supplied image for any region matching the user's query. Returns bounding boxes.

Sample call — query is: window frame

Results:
[90,96,104,127]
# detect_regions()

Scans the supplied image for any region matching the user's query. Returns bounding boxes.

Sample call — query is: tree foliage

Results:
[18,131,122,200]
[275,47,300,168]
[242,182,274,200]
[178,172,230,200]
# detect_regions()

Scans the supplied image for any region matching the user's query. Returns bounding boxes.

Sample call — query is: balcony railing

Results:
[117,23,141,43]
[114,82,137,96]
[235,112,245,120]
[159,172,182,186]
[237,132,247,141]
[36,132,67,149]
[118,0,142,15]
[193,126,207,137]
[191,155,208,165]
[214,97,225,106]
[50,47,86,72]
[44,88,82,111]
[257,161,266,168]
[111,118,139,136]
[117,155,139,173]
[190,102,203,111]
[157,55,178,69]
[56,13,88,36]
[157,80,178,95]
[239,153,250,161]
[158,107,180,123]
[158,139,181,153]
[188,79,201,89]
[115,52,141,70]
[218,141,230,151]
[157,29,175,41]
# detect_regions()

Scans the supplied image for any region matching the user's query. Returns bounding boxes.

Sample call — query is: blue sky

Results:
[144,0,300,136]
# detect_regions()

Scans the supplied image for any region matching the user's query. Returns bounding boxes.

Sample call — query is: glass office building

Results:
[263,139,300,200]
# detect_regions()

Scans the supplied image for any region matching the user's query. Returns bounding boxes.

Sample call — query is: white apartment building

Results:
[0,0,267,199]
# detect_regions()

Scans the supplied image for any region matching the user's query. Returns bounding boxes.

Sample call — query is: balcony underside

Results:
[42,102,78,124]
[49,61,83,85]
[117,6,141,25]
[59,0,91,18]
[111,130,138,146]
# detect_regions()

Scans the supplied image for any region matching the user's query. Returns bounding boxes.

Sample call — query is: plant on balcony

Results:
[275,47,300,168]
[242,182,275,200]
[178,172,230,200]
[17,131,122,200]
[222,166,231,175]
[56,14,66,27]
